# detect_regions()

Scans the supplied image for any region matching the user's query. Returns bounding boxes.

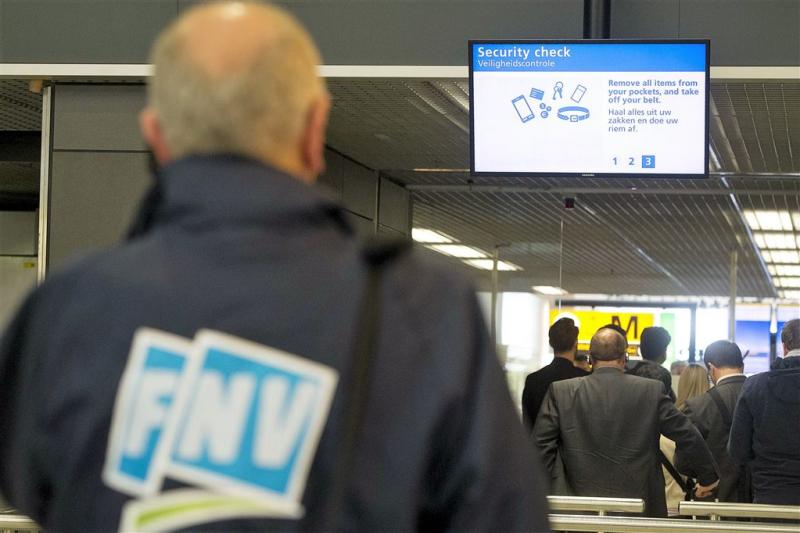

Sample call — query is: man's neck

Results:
[554,352,576,363]
[592,360,625,371]
[715,368,745,385]
[786,348,800,358]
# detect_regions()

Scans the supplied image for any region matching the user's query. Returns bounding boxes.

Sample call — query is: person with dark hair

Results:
[627,326,676,402]
[729,319,800,504]
[678,341,748,502]
[534,328,719,517]
[521,317,588,430]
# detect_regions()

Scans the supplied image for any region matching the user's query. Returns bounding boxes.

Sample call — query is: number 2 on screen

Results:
[628,157,635,166]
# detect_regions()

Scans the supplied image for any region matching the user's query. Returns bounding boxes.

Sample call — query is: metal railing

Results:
[547,496,644,515]
[549,514,800,532]
[680,501,800,521]
[0,514,40,533]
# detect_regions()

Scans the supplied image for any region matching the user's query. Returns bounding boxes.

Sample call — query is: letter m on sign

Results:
[612,315,640,340]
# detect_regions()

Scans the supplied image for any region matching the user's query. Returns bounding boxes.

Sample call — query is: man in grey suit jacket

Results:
[681,340,748,502]
[534,328,719,517]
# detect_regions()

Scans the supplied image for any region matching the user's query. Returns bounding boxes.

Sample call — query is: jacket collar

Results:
[593,366,624,375]
[551,356,575,368]
[149,154,351,233]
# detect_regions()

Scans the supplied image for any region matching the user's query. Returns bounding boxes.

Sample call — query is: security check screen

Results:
[469,41,709,177]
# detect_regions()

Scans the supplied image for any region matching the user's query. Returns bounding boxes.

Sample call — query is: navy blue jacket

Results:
[0,155,550,532]
[729,358,800,504]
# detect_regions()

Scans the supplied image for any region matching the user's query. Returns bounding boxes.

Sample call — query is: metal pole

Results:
[689,305,697,362]
[558,217,565,311]
[36,85,53,283]
[728,250,738,341]
[584,0,611,39]
[769,300,778,365]
[490,246,500,348]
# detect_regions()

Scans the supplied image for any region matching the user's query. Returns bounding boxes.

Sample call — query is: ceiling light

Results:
[767,264,777,276]
[427,244,487,259]
[775,277,800,288]
[775,265,800,276]
[768,250,800,263]
[533,285,568,296]
[780,290,800,300]
[793,213,800,230]
[754,232,797,249]
[464,259,522,272]
[412,228,454,244]
[744,210,793,231]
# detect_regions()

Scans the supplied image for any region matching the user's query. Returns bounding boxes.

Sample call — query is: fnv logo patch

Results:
[103,328,338,520]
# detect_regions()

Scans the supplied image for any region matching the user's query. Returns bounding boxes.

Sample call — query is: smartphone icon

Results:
[571,84,587,103]
[512,95,534,123]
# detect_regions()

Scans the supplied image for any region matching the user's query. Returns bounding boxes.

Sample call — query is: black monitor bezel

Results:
[468,39,711,179]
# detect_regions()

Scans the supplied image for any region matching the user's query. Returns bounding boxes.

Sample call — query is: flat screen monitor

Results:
[469,40,710,178]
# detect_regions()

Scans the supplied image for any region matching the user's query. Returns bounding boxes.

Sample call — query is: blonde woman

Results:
[661,364,710,515]
[676,364,711,410]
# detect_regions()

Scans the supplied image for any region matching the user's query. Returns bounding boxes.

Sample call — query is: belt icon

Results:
[557,106,590,122]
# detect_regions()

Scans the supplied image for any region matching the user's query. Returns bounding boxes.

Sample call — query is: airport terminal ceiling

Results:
[323,77,800,300]
[0,76,798,300]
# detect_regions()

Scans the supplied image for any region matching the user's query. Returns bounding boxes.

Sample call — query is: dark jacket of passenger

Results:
[534,367,718,517]
[626,358,675,402]
[522,357,588,430]
[680,375,747,502]
[0,155,550,532]
[729,361,800,505]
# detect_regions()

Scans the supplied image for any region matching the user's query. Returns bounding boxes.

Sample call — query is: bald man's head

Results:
[143,1,328,177]
[590,328,627,362]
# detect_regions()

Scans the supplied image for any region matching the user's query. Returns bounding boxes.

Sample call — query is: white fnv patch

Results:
[104,328,338,529]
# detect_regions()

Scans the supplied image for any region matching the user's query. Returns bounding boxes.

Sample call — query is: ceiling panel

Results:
[0,81,42,131]
[325,78,799,299]
[0,77,795,299]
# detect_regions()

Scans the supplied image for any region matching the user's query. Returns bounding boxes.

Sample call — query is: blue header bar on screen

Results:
[471,43,707,72]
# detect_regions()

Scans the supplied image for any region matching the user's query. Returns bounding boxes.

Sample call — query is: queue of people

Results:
[523,317,800,516]
[0,2,797,531]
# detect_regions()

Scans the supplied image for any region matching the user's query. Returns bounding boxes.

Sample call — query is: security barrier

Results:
[547,496,645,515]
[0,514,40,533]
[679,501,800,521]
[549,514,800,532]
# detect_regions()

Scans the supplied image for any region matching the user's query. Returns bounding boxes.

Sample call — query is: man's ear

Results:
[139,107,172,165]
[300,93,331,181]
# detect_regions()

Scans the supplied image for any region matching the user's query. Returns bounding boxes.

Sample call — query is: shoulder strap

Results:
[323,237,409,528]
[708,386,733,429]
[659,450,689,493]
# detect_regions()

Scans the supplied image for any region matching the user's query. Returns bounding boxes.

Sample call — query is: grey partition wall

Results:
[42,83,410,276]
[46,84,150,270]
[46,84,152,272]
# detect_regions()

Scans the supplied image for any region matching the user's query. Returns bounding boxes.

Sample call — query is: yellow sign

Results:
[549,309,655,354]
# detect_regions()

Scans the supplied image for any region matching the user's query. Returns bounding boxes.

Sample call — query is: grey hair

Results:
[782,319,800,351]
[148,1,323,160]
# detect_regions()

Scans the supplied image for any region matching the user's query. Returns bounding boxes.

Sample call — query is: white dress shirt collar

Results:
[716,373,746,386]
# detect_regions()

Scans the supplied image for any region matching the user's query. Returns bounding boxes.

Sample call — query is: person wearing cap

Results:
[679,340,749,502]
[729,319,800,504]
